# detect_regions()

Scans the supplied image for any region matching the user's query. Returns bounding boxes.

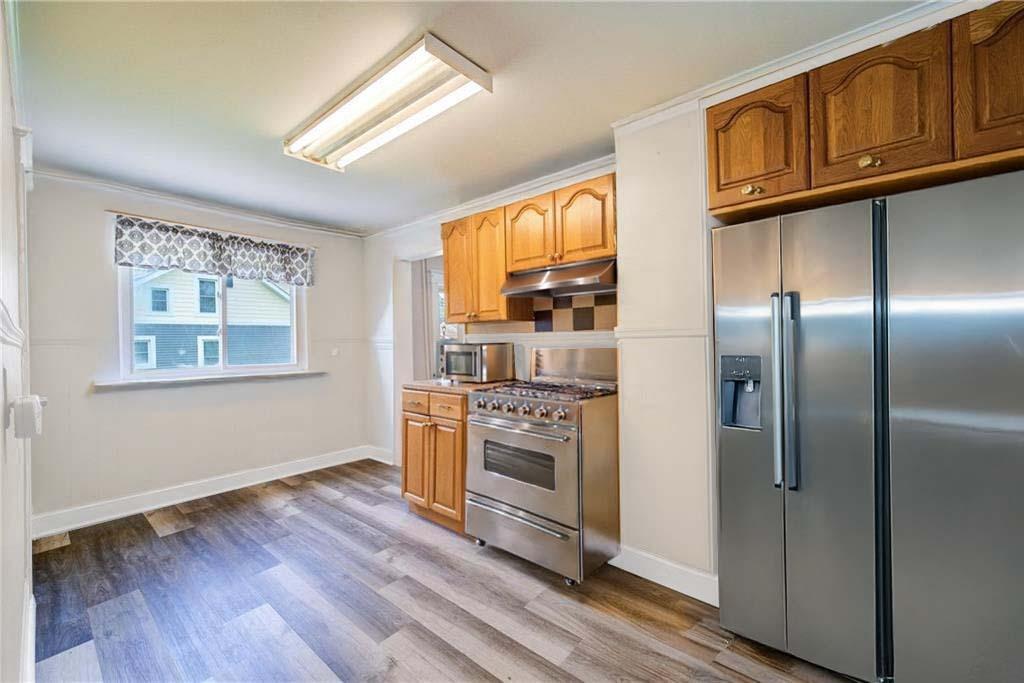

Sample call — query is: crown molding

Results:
[612,1,983,135]
[366,153,616,240]
[32,166,366,239]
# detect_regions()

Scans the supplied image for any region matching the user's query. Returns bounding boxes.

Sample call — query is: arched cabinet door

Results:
[954,2,1024,159]
[470,207,507,322]
[554,174,617,265]
[706,76,810,209]
[441,217,474,323]
[505,193,556,273]
[809,23,952,187]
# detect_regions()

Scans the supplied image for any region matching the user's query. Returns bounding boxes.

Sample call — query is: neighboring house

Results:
[133,269,292,369]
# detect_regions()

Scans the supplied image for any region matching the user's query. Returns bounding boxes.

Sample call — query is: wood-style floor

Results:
[33,459,846,682]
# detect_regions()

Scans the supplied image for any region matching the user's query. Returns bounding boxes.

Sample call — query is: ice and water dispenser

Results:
[720,355,762,429]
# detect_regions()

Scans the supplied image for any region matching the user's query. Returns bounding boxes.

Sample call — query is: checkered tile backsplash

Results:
[532,293,616,332]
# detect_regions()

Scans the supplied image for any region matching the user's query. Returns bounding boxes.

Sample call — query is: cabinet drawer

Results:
[402,390,430,415]
[809,23,952,187]
[430,393,465,420]
[706,76,810,209]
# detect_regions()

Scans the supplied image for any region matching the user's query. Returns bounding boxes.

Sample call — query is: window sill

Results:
[92,370,327,392]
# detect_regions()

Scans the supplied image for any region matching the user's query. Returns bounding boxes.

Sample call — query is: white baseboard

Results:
[360,446,394,465]
[32,444,390,539]
[610,544,719,607]
[21,578,35,683]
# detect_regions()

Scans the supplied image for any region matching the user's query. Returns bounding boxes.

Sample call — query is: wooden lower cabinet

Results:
[401,412,431,508]
[401,389,468,533]
[427,417,464,521]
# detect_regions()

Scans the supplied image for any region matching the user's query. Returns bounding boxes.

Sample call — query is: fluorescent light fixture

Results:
[284,33,491,172]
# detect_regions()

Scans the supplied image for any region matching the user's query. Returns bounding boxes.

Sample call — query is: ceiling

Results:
[18,2,912,234]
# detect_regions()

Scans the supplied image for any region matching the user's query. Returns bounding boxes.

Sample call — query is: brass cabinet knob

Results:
[553,252,563,260]
[741,184,765,196]
[548,254,556,262]
[858,154,883,169]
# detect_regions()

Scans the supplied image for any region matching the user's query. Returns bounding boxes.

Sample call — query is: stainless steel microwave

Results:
[438,342,514,383]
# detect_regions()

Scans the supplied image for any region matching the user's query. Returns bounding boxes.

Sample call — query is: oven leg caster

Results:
[475,538,486,547]
[564,577,577,587]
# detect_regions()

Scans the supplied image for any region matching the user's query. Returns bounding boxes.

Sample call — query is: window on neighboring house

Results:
[150,288,168,312]
[125,267,300,375]
[197,336,220,367]
[133,335,156,369]
[198,278,218,314]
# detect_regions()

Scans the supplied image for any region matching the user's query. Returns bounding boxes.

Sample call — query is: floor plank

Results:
[212,603,338,682]
[381,576,579,682]
[35,640,103,683]
[250,563,397,680]
[143,506,194,537]
[33,532,70,555]
[87,590,186,682]
[381,623,498,683]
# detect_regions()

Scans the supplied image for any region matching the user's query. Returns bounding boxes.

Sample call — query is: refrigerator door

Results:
[781,202,877,681]
[888,172,1024,683]
[713,217,786,651]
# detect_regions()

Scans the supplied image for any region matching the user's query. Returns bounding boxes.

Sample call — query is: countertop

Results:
[401,379,513,396]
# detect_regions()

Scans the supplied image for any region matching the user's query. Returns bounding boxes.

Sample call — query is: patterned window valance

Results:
[114,214,315,286]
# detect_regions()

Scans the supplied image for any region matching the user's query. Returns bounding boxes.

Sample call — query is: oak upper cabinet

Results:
[442,217,475,323]
[505,192,556,273]
[953,2,1024,159]
[469,208,509,322]
[555,174,617,265]
[706,76,810,209]
[809,23,952,187]
[443,211,531,323]
[401,412,431,508]
[428,417,464,521]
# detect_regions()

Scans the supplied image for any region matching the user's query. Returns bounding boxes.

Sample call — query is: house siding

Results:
[135,324,292,368]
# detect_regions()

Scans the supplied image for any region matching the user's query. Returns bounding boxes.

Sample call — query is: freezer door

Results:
[888,172,1024,683]
[713,217,786,651]
[781,202,877,681]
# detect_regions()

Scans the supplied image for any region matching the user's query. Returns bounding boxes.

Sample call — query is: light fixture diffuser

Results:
[284,34,491,172]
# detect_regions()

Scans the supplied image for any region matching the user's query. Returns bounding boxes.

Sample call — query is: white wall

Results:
[28,172,369,528]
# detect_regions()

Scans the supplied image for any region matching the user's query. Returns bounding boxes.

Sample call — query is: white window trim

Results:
[195,276,219,315]
[133,335,157,370]
[150,287,170,314]
[117,266,308,381]
[197,335,221,368]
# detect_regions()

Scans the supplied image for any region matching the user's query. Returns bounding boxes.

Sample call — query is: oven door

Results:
[467,415,579,528]
[442,345,481,381]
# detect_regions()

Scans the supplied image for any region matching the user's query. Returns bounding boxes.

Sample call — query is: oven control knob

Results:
[475,398,486,409]
[502,402,515,414]
[534,406,549,419]
[553,408,567,422]
[517,404,531,416]
[487,400,499,411]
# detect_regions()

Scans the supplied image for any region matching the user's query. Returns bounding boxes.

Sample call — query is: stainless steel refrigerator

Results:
[713,170,1024,682]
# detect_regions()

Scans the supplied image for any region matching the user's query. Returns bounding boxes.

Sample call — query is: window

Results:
[197,278,218,314]
[133,336,156,369]
[150,288,168,312]
[197,336,220,367]
[123,267,303,377]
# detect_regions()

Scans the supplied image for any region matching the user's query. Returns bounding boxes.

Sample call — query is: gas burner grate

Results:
[489,381,617,401]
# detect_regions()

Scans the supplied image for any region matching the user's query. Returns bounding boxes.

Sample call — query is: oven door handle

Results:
[468,417,571,443]
[466,498,570,540]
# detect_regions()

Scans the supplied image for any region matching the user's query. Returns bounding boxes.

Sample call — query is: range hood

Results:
[500,258,616,298]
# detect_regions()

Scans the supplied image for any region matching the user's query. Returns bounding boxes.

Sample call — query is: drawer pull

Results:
[466,498,570,540]
[858,154,883,169]
[741,184,765,196]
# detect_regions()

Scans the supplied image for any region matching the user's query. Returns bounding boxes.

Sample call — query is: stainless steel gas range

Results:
[465,347,619,586]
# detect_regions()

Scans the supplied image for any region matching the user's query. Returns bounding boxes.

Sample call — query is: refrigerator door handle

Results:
[783,292,799,491]
[770,293,784,488]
